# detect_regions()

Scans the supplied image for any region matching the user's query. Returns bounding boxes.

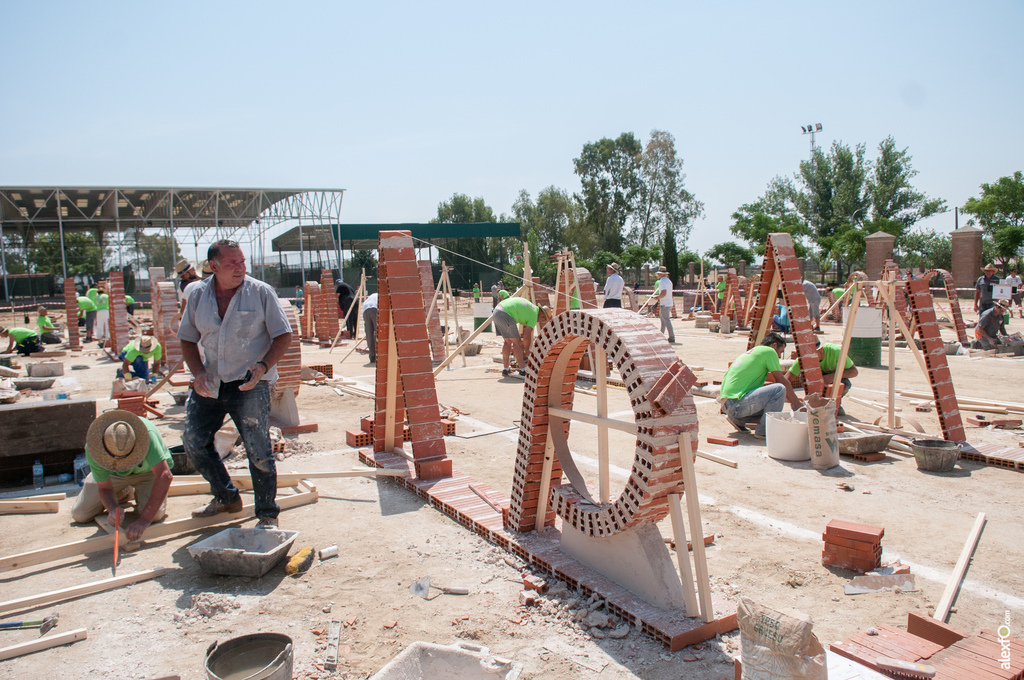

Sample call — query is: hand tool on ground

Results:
[0,613,58,635]
[875,656,936,679]
[408,575,469,599]
[112,507,124,576]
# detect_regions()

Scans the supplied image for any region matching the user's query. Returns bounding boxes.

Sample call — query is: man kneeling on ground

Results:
[493,297,550,377]
[720,332,804,438]
[71,410,174,542]
[974,299,1009,350]
[784,338,858,416]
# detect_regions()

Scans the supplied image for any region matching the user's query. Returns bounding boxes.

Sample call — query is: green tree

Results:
[868,136,946,236]
[573,133,643,254]
[503,228,556,287]
[662,224,679,285]
[631,130,704,249]
[32,232,105,279]
[961,171,1024,273]
[620,244,661,284]
[899,229,952,271]
[730,176,809,256]
[677,249,710,279]
[706,242,756,270]
[350,250,377,273]
[127,231,182,272]
[511,186,580,257]
[1,234,28,274]
[432,193,499,285]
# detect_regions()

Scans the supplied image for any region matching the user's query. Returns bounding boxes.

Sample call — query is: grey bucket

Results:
[205,633,293,680]
[910,439,961,472]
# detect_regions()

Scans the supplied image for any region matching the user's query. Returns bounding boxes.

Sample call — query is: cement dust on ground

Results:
[1,308,1022,679]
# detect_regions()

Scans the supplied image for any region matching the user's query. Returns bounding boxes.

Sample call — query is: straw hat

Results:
[657,266,669,276]
[137,336,156,353]
[982,263,997,273]
[37,306,48,315]
[173,259,194,277]
[200,259,213,276]
[86,410,150,472]
[608,263,620,273]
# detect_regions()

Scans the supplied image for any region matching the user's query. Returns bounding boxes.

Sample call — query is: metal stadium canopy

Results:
[0,186,345,281]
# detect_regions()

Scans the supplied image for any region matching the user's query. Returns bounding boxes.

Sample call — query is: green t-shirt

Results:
[97,294,109,311]
[125,295,135,306]
[721,346,782,400]
[7,327,39,343]
[498,289,510,300]
[499,297,540,327]
[570,289,581,309]
[86,418,173,483]
[788,343,854,376]
[717,280,726,300]
[78,296,97,312]
[37,315,56,331]
[121,340,162,364]
[86,288,99,304]
[832,288,844,298]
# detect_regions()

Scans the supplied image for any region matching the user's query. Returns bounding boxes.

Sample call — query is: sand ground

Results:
[1,302,1022,679]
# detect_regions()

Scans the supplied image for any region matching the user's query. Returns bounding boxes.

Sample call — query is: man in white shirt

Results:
[603,263,624,308]
[656,266,676,343]
[1008,268,1022,319]
[177,240,292,528]
[362,292,379,363]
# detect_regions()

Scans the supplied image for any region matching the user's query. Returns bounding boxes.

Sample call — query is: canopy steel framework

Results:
[0,187,345,299]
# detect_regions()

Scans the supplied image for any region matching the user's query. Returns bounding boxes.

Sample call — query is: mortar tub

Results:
[12,377,56,390]
[765,411,810,461]
[910,439,961,472]
[370,641,522,680]
[205,632,293,680]
[838,433,893,455]
[188,528,299,577]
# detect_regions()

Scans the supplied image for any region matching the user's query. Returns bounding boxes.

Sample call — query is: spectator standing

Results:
[1006,267,1022,318]
[178,240,292,528]
[78,295,97,342]
[802,279,822,331]
[656,267,676,343]
[362,292,379,364]
[974,263,1000,315]
[603,263,624,308]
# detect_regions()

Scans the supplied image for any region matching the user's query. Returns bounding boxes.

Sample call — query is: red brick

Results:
[346,429,371,448]
[706,436,739,447]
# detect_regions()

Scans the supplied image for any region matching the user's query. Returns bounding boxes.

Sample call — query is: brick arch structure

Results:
[506,308,699,537]
[922,269,969,344]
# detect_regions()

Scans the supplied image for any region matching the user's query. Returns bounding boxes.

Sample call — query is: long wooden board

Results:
[0,500,59,514]
[0,628,87,661]
[934,512,986,623]
[0,568,168,615]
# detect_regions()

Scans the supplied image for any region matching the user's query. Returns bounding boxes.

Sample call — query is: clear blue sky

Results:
[2,1,1021,257]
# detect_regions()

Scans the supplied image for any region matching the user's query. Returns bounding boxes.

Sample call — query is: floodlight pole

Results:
[801,123,823,159]
[0,220,9,302]
[55,189,68,279]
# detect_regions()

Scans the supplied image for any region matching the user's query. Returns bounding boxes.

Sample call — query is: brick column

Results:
[687,261,695,285]
[950,226,983,289]
[738,260,746,278]
[63,278,80,350]
[865,231,896,281]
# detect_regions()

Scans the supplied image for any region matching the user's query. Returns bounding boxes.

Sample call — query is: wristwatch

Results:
[256,361,269,372]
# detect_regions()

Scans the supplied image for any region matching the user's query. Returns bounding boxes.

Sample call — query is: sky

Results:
[2,1,1022,260]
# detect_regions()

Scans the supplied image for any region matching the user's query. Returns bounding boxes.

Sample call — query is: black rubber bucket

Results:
[205,633,293,680]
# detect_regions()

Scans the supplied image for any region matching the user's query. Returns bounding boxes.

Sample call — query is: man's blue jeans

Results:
[722,383,787,437]
[184,380,279,519]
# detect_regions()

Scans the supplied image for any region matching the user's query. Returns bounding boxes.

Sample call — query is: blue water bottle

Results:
[33,460,44,489]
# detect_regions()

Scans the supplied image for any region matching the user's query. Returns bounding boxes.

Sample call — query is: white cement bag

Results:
[805,394,839,470]
[737,597,826,680]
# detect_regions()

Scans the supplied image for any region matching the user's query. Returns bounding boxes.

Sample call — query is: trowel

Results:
[408,576,469,599]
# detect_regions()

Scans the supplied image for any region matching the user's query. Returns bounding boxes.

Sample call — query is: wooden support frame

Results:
[0,482,318,574]
[0,568,169,615]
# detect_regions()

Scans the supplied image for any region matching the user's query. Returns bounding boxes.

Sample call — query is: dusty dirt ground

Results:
[1,302,1022,679]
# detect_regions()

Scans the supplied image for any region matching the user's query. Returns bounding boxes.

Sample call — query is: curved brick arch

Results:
[506,308,699,537]
[922,269,969,344]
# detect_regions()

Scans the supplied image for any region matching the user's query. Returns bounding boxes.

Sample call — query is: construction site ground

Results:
[1,305,1022,679]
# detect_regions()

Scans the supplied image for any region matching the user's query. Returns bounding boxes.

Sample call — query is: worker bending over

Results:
[719,332,803,438]
[784,338,858,416]
[0,326,42,356]
[493,297,550,377]
[119,335,163,383]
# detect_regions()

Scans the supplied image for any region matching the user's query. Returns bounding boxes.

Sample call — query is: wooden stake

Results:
[0,568,168,615]
[667,493,699,617]
[934,512,986,623]
[534,433,556,533]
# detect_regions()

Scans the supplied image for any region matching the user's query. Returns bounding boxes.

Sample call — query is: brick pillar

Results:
[950,226,983,289]
[418,261,445,363]
[107,272,129,356]
[64,278,80,350]
[865,231,896,281]
[687,261,695,285]
[738,260,746,278]
[797,257,805,279]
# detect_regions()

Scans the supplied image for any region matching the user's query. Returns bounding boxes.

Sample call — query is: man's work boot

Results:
[191,497,243,518]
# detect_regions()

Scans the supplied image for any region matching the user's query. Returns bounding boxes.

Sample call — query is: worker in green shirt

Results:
[720,333,803,437]
[71,409,174,542]
[784,339,858,416]
[119,336,163,383]
[37,306,63,344]
[716,277,726,313]
[125,294,136,316]
[493,297,551,377]
[0,326,43,356]
[78,295,98,341]
[473,284,481,302]
[95,284,110,347]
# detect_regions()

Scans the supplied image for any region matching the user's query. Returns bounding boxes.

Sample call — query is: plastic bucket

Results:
[847,306,882,367]
[911,439,960,472]
[205,633,293,680]
[847,336,881,368]
[766,412,810,461]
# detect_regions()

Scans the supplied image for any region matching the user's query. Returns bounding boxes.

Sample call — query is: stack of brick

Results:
[417,261,445,363]
[905,278,966,442]
[63,278,80,350]
[822,519,883,572]
[275,304,302,397]
[152,280,182,373]
[317,270,339,345]
[300,281,319,340]
[745,233,825,398]
[107,271,130,356]
[373,230,451,480]
[723,271,740,323]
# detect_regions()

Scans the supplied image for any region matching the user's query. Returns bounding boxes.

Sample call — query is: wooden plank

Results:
[679,432,713,622]
[934,512,986,623]
[0,568,169,615]
[384,316,398,450]
[595,346,610,504]
[830,284,863,401]
[547,406,636,434]
[0,493,66,502]
[694,449,738,469]
[667,493,699,617]
[0,483,317,573]
[0,500,59,514]
[0,628,87,661]
[145,359,184,400]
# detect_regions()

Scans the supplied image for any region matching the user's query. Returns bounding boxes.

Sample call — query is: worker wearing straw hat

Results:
[656,266,676,343]
[71,410,174,542]
[174,259,200,301]
[974,263,1000,315]
[119,335,163,383]
[603,263,624,308]
[974,299,1010,350]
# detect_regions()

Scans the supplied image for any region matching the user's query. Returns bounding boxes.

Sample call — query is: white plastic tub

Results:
[766,411,810,461]
[370,642,522,680]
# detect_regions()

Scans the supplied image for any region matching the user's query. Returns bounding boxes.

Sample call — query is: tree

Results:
[706,242,756,270]
[511,187,580,257]
[126,231,182,272]
[620,244,661,284]
[962,171,1024,273]
[1,234,27,274]
[868,136,946,236]
[662,224,679,285]
[900,229,952,271]
[503,228,556,287]
[32,232,105,279]
[631,130,704,250]
[677,249,709,279]
[730,176,809,256]
[573,133,643,254]
[350,250,377,273]
[432,193,499,284]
